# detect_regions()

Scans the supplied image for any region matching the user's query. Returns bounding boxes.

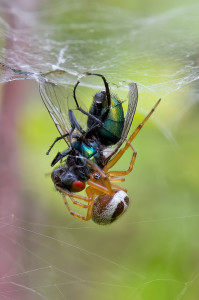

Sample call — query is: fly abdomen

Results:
[98,96,124,146]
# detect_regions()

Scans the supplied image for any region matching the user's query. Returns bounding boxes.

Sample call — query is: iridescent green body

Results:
[97,96,124,146]
[73,140,99,159]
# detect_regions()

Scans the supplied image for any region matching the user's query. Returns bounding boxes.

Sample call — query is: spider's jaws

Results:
[92,190,129,225]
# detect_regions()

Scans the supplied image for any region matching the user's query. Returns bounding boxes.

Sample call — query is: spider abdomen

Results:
[92,190,129,225]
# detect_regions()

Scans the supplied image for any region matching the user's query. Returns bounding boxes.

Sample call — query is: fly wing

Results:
[120,83,138,144]
[39,80,79,146]
[103,83,138,163]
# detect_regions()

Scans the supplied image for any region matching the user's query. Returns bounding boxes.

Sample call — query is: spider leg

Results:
[65,195,90,208]
[56,185,95,221]
[104,98,161,172]
[109,177,125,182]
[62,196,89,221]
[87,178,113,195]
[108,145,137,177]
[55,185,91,202]
[108,183,127,193]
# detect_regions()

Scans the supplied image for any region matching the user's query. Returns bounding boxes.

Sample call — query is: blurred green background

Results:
[0,0,199,299]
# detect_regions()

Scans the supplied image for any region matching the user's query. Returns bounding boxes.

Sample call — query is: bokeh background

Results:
[0,0,199,299]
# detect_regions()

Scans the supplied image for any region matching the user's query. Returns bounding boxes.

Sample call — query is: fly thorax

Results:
[80,143,97,158]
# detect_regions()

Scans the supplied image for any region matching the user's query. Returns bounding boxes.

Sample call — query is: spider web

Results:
[0,0,199,299]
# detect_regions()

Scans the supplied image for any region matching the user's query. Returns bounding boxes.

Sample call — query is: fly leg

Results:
[46,133,69,155]
[72,81,104,127]
[46,108,85,156]
[51,148,71,167]
[85,72,111,107]
[72,72,112,127]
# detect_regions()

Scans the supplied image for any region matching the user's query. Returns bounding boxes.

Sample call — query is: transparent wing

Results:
[120,82,138,143]
[39,78,90,147]
[103,83,138,163]
[39,80,72,146]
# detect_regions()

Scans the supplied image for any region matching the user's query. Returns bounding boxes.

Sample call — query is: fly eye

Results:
[92,190,129,225]
[71,181,85,193]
